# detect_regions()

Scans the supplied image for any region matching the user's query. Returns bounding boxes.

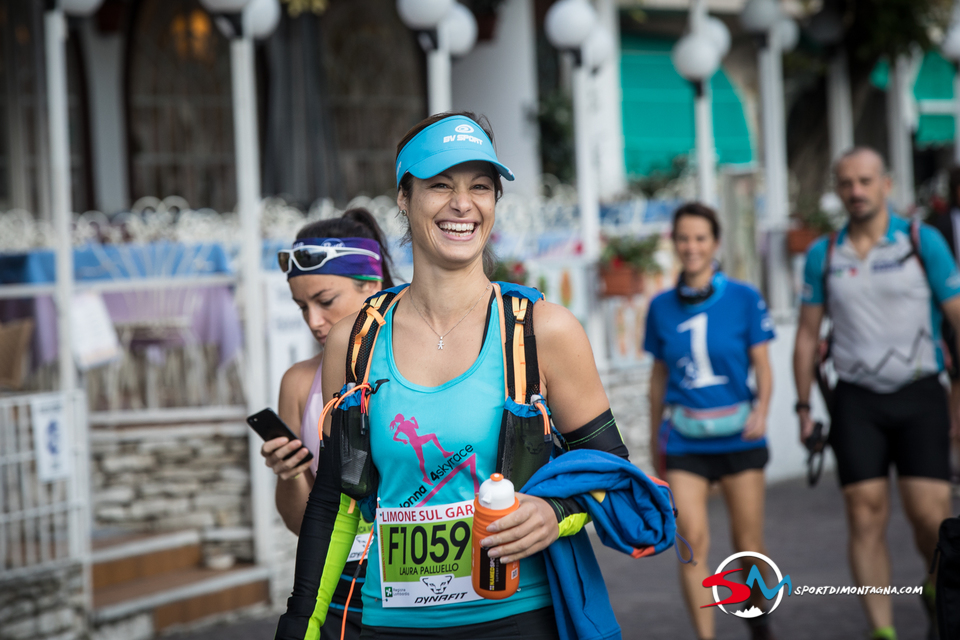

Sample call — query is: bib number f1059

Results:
[377,500,481,608]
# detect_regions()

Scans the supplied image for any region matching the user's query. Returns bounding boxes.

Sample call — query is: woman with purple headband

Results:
[262,208,395,640]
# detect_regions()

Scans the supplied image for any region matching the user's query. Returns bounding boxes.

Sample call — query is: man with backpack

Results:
[793,147,959,640]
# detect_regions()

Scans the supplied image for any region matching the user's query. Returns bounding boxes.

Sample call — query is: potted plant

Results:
[490,258,528,286]
[600,234,662,296]
[787,206,835,254]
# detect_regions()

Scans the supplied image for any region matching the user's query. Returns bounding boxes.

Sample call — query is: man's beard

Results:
[846,200,879,222]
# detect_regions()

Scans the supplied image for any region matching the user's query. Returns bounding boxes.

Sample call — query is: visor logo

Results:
[455,124,474,133]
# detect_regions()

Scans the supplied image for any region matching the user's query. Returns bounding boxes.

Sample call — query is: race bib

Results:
[348,519,373,563]
[377,500,481,608]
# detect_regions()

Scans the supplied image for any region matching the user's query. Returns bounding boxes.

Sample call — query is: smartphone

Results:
[246,408,314,464]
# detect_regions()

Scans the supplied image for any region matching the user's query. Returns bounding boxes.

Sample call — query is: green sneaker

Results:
[920,579,938,640]
[869,626,896,640]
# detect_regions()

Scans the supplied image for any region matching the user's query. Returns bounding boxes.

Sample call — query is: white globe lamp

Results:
[778,18,800,52]
[672,32,722,82]
[944,24,960,61]
[583,25,614,71]
[397,0,454,30]
[243,0,280,39]
[545,0,596,51]
[61,0,104,16]
[703,16,731,58]
[199,0,252,13]
[740,0,781,35]
[444,3,477,57]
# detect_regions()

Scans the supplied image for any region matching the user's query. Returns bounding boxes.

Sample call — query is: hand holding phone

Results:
[247,408,314,476]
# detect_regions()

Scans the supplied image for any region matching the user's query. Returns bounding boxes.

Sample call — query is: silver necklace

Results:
[408,284,491,350]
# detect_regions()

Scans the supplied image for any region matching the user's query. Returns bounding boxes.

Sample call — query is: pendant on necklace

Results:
[437,337,444,350]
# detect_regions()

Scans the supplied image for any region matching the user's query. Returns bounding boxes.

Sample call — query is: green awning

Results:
[914,50,955,147]
[620,34,754,177]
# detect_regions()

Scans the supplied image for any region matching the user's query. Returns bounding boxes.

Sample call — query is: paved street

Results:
[168,473,950,640]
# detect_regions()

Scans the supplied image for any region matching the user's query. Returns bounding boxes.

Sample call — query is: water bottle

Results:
[472,473,520,599]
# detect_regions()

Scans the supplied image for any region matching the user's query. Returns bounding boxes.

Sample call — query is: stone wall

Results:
[602,362,653,473]
[0,562,87,640]
[90,422,253,560]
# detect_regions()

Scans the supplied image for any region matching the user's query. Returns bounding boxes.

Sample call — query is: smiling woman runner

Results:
[273,112,648,640]
[645,203,776,640]
[262,209,395,640]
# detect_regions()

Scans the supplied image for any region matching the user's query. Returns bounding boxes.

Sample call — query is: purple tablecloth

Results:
[0,287,242,368]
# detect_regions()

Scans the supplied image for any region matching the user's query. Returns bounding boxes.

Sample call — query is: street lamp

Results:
[198,0,280,570]
[809,3,851,162]
[545,0,598,262]
[46,0,105,395]
[546,0,610,366]
[672,1,726,207]
[741,0,792,315]
[397,0,477,114]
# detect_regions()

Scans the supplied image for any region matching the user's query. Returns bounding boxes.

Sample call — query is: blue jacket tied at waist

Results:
[522,450,677,640]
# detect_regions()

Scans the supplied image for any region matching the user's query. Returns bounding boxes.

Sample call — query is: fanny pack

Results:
[668,402,751,438]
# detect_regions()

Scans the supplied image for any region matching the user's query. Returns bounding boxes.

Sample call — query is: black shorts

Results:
[830,375,950,486]
[665,447,769,483]
[359,606,558,640]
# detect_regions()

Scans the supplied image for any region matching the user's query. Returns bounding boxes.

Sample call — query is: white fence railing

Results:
[0,391,89,582]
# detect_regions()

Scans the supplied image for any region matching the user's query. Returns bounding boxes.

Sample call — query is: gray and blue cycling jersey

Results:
[801,215,960,393]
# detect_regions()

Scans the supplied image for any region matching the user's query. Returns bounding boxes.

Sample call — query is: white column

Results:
[694,80,717,206]
[887,55,915,212]
[45,8,75,395]
[594,0,626,198]
[230,35,272,568]
[428,25,452,115]
[758,25,791,315]
[827,49,854,161]
[573,64,599,263]
[573,61,605,368]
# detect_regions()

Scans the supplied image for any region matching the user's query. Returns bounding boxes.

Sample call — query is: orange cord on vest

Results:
[316,382,373,447]
[340,518,375,640]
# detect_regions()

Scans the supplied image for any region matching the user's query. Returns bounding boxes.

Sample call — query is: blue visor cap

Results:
[395,115,515,188]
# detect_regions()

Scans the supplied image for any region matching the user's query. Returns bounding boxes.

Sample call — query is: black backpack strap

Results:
[499,286,541,404]
[345,286,407,385]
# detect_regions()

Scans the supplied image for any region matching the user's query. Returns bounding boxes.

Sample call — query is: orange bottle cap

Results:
[490,473,503,481]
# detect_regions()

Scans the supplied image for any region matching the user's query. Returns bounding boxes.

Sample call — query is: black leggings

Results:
[358,607,559,640]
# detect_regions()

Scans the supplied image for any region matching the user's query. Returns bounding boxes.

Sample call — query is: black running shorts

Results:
[830,375,951,486]
[358,607,559,640]
[665,447,769,483]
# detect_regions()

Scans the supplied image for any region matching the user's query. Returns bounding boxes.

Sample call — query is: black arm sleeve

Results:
[274,437,356,639]
[549,408,630,523]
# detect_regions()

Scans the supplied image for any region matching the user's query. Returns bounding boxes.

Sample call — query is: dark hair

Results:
[949,166,960,209]
[395,111,500,276]
[671,202,721,241]
[296,208,396,288]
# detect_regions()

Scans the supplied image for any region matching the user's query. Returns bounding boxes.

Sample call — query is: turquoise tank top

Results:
[360,295,552,628]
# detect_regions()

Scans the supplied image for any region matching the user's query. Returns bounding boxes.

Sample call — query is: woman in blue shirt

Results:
[644,203,775,640]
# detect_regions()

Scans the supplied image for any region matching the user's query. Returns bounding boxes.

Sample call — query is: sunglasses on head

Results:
[277,245,380,274]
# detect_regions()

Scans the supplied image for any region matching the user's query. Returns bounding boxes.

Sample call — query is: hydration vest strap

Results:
[346,288,405,385]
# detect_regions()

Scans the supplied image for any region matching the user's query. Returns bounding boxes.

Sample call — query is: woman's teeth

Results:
[438,222,476,237]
